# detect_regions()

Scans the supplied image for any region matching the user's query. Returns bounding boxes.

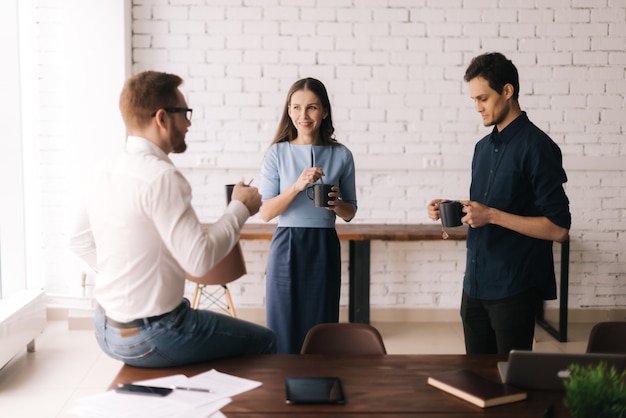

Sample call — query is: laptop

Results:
[498,350,626,390]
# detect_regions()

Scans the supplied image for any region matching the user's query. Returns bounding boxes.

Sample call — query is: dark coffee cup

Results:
[439,200,463,227]
[306,184,335,207]
[225,184,235,205]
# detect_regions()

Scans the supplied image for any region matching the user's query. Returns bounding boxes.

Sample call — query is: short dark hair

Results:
[271,77,337,145]
[119,71,183,129]
[464,52,519,100]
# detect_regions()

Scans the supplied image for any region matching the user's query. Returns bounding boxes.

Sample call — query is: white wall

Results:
[36,1,626,312]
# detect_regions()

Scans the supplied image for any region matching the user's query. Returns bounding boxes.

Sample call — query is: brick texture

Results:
[36,1,626,311]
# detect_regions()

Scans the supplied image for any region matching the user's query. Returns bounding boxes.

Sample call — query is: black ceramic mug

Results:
[439,200,464,227]
[225,184,235,205]
[306,184,335,207]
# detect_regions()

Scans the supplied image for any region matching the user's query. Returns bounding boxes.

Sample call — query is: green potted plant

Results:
[563,361,626,418]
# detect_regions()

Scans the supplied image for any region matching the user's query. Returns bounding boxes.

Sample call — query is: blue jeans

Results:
[94,299,277,368]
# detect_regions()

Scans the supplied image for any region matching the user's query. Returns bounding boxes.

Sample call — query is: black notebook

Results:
[285,376,346,404]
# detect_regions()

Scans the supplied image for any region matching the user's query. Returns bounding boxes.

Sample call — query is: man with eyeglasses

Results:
[70,71,277,368]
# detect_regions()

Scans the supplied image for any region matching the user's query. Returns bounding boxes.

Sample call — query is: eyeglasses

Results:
[152,107,193,121]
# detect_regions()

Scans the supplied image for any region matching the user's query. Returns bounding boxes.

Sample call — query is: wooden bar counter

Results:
[206,222,569,341]
[209,223,466,324]
[237,223,468,242]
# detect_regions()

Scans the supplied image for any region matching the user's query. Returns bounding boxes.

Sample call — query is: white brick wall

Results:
[35,1,626,311]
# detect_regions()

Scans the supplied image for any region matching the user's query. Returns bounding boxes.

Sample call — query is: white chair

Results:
[186,242,246,317]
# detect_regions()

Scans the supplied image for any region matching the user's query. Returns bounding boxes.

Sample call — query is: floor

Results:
[0,318,593,418]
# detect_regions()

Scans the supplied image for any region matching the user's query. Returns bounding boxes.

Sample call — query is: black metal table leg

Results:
[348,240,371,324]
[536,239,569,342]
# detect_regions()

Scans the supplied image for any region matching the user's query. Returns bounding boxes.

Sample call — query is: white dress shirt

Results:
[69,136,249,322]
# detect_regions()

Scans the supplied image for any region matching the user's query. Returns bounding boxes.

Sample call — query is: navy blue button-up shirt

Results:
[464,112,571,301]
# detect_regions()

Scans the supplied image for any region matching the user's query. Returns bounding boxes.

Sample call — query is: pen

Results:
[247,178,254,186]
[173,385,213,393]
[311,147,324,184]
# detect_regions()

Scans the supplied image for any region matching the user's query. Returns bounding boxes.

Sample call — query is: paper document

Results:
[69,369,261,418]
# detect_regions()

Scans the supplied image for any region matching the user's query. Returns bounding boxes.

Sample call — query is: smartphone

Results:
[116,383,173,397]
[285,377,346,404]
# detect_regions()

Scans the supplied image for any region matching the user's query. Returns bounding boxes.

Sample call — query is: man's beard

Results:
[171,129,187,153]
[172,140,187,153]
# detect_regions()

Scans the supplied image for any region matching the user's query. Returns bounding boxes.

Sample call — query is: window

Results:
[0,0,28,299]
[0,0,129,303]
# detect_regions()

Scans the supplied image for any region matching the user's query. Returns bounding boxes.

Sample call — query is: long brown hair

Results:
[271,78,338,145]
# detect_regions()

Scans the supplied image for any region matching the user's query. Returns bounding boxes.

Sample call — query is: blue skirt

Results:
[266,227,341,354]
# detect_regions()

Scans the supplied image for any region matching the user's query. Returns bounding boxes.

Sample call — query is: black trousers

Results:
[460,289,542,355]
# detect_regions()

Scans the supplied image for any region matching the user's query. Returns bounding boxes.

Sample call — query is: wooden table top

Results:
[205,223,469,241]
[111,354,570,417]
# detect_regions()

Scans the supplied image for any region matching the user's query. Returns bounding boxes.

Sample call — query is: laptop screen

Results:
[498,350,626,390]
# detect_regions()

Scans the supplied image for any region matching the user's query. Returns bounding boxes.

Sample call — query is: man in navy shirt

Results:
[427,52,571,354]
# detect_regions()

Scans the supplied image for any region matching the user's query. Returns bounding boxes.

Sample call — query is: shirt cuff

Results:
[225,200,250,228]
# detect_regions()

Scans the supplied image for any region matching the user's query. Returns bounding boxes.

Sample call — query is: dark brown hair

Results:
[271,78,338,145]
[119,71,183,129]
[464,52,520,100]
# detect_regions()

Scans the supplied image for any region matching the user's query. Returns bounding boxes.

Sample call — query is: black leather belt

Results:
[98,305,172,329]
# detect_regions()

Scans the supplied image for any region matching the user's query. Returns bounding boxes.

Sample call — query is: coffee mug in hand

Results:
[439,200,464,227]
[225,184,235,205]
[306,184,335,207]
[226,179,254,205]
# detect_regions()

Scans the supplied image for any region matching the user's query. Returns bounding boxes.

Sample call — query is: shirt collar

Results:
[491,111,529,145]
[126,136,174,166]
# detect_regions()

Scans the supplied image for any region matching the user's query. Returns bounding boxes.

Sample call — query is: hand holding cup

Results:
[306,183,336,208]
[228,180,261,216]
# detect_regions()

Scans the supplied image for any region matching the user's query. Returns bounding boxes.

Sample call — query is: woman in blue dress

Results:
[259,78,358,354]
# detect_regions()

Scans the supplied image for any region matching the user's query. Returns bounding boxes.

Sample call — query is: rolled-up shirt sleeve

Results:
[148,169,249,278]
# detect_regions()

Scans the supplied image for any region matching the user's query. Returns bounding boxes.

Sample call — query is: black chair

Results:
[585,321,626,354]
[300,323,387,355]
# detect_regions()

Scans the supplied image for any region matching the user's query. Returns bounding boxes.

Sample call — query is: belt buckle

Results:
[119,327,140,337]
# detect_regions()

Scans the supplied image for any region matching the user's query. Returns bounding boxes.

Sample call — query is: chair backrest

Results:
[586,321,626,354]
[300,323,387,355]
[186,242,246,285]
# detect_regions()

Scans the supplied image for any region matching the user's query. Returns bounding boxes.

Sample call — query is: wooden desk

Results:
[110,354,571,417]
[224,223,569,341]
